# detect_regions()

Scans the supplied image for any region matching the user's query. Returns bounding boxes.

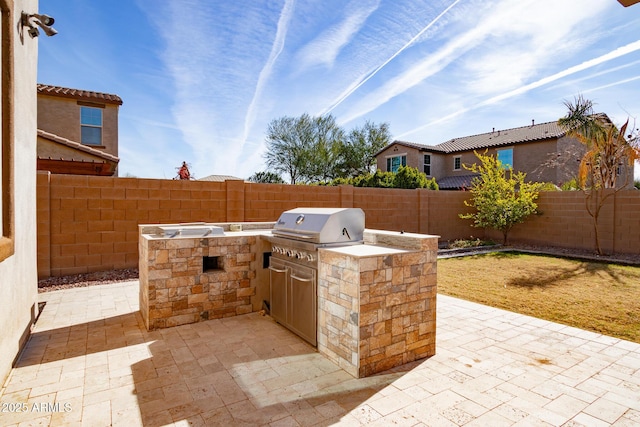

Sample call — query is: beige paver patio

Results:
[1,281,639,426]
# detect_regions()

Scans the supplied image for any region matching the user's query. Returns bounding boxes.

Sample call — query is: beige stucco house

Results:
[376,119,635,190]
[0,0,39,385]
[37,83,122,175]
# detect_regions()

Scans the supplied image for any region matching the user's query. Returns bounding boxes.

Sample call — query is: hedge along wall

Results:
[37,172,640,278]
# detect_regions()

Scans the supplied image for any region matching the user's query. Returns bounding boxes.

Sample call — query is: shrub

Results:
[324,166,438,189]
[460,151,542,245]
[561,178,581,191]
[448,238,496,249]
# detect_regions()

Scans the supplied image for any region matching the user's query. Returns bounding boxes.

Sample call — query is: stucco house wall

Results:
[443,139,563,182]
[376,143,424,174]
[0,0,39,385]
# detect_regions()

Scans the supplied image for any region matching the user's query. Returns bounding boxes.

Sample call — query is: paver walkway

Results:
[1,281,639,426]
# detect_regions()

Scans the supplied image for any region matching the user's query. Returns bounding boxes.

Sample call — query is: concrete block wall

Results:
[36,173,640,278]
[353,187,420,233]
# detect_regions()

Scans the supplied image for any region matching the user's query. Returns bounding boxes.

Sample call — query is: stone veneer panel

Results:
[139,235,257,330]
[318,231,438,378]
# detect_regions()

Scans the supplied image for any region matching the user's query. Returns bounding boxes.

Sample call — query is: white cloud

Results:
[397,39,640,139]
[322,0,462,117]
[296,0,380,71]
[241,0,296,147]
[147,1,286,177]
[338,0,610,125]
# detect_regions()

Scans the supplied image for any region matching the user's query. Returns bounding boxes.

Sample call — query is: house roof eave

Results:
[37,83,123,106]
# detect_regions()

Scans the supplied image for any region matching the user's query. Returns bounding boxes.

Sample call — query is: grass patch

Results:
[438,252,640,343]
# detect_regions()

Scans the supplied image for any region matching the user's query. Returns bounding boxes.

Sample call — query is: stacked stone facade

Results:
[139,235,257,330]
[317,231,438,378]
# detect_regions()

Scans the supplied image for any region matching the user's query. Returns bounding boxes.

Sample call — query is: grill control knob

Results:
[306,254,315,262]
[296,251,306,259]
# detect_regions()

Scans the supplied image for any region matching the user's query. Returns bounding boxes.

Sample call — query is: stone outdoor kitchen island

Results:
[139,222,438,378]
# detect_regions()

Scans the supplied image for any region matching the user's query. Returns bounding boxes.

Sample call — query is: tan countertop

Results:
[321,244,410,257]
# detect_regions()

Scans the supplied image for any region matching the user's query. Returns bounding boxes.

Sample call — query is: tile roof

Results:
[435,120,566,153]
[393,140,442,151]
[437,174,478,190]
[385,119,575,155]
[37,129,120,163]
[198,174,246,182]
[37,83,123,105]
[374,140,442,156]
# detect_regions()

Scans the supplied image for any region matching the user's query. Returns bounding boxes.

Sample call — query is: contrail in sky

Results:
[320,0,462,116]
[397,39,640,139]
[582,75,640,94]
[241,0,296,145]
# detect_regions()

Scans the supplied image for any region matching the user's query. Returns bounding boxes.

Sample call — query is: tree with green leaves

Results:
[460,151,542,245]
[337,121,391,178]
[304,115,344,183]
[264,114,343,184]
[263,114,390,184]
[247,171,285,184]
[558,95,640,254]
[264,115,311,184]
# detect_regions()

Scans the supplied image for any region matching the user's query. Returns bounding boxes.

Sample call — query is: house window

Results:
[497,148,513,169]
[423,154,431,176]
[80,106,102,145]
[453,156,461,171]
[386,155,406,173]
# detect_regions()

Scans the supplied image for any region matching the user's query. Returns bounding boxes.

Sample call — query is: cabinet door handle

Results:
[290,274,312,282]
[269,266,287,273]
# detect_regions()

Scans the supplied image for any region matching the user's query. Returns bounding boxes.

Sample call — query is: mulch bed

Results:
[38,268,139,293]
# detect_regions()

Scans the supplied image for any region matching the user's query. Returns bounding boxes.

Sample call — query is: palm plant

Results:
[558,95,640,254]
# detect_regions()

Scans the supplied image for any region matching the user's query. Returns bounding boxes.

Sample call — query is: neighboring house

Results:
[376,118,635,190]
[37,83,123,175]
[1,0,39,385]
[198,174,246,182]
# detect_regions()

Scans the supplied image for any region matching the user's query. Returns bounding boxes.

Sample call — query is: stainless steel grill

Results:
[272,207,364,244]
[268,207,365,346]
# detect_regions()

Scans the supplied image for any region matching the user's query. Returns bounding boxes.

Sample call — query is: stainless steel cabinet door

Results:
[289,266,316,346]
[269,260,288,325]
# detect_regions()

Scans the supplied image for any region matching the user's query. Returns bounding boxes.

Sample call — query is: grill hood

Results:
[272,207,365,244]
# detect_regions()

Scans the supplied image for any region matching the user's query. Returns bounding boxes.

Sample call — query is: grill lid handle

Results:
[271,230,316,240]
[342,228,351,240]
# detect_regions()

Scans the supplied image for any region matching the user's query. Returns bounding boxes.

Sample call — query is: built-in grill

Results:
[267,207,365,346]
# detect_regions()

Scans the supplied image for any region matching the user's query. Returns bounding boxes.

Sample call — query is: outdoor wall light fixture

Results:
[21,12,57,38]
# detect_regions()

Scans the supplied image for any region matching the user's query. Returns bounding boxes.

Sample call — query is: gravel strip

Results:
[38,268,139,293]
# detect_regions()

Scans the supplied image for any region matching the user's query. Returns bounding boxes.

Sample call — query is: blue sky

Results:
[37,0,640,180]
